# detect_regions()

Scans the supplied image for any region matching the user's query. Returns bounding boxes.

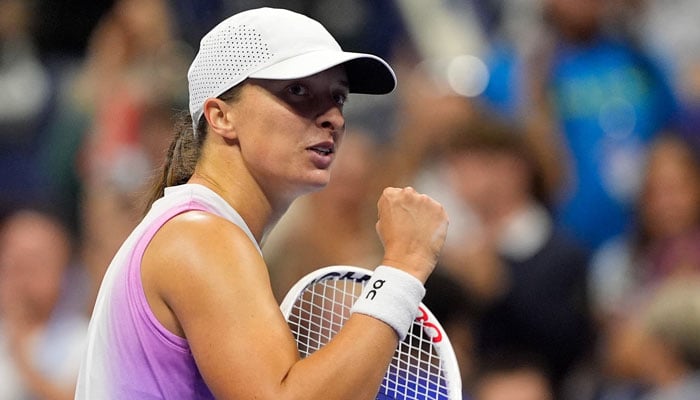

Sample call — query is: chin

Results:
[285,179,330,200]
[305,179,331,194]
[307,170,333,188]
[278,168,331,198]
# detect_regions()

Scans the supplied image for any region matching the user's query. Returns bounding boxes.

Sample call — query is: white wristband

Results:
[350,265,426,340]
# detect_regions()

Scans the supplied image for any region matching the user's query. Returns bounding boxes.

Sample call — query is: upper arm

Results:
[144,212,301,398]
[144,211,399,400]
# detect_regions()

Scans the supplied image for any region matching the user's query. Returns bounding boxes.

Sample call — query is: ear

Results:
[203,98,237,139]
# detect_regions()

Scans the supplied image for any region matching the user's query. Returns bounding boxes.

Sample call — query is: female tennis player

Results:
[75,7,448,399]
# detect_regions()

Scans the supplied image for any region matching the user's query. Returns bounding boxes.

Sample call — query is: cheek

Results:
[238,114,287,161]
[239,138,288,183]
[238,123,304,184]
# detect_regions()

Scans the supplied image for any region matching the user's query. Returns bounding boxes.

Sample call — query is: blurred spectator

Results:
[434,110,593,396]
[637,277,700,400]
[423,271,479,399]
[585,132,700,400]
[79,97,182,306]
[0,209,88,399]
[64,0,190,304]
[0,0,49,127]
[594,276,700,400]
[590,132,700,318]
[480,0,678,250]
[472,352,554,400]
[637,0,700,112]
[0,0,52,215]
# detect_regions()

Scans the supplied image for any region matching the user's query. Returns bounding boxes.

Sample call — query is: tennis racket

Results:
[280,265,462,400]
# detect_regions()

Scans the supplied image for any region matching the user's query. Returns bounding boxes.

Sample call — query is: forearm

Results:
[278,314,398,400]
[195,297,403,400]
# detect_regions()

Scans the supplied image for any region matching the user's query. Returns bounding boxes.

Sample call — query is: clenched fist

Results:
[376,187,449,283]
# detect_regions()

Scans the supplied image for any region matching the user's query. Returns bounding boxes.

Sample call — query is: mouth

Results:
[307,143,335,156]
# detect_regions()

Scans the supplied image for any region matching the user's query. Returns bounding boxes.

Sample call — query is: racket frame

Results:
[279,265,462,399]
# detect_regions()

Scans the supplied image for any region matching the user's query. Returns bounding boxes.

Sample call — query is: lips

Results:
[307,142,335,156]
[306,141,335,169]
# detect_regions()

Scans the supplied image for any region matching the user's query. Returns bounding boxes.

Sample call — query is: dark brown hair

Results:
[143,86,243,212]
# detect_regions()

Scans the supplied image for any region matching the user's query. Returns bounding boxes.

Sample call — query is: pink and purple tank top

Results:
[75,184,260,399]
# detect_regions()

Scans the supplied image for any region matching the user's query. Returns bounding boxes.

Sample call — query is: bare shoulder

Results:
[145,210,266,285]
[141,210,272,336]
[149,211,259,262]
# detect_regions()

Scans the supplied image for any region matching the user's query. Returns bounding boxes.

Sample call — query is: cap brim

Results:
[248,50,396,94]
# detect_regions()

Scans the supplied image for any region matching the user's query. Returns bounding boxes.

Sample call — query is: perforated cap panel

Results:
[188,23,274,128]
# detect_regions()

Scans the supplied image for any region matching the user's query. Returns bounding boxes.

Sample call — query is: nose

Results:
[316,102,345,135]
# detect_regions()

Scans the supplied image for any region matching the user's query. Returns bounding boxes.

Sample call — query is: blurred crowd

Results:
[1,0,699,399]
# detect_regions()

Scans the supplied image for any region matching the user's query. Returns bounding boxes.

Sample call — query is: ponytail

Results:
[142,84,243,213]
[143,112,206,213]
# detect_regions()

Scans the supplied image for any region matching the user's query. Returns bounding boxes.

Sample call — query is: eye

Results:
[334,92,348,106]
[287,84,309,96]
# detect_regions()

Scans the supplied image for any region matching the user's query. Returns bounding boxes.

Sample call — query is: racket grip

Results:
[350,266,426,340]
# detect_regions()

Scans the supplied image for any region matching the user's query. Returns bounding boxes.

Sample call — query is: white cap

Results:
[187,7,397,133]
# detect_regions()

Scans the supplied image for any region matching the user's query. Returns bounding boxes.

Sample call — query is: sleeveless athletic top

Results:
[75,184,261,399]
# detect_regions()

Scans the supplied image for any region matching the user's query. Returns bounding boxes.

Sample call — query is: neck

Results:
[189,134,309,243]
[188,168,280,244]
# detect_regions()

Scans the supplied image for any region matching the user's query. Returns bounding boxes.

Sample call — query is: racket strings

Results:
[289,279,359,356]
[287,279,451,400]
[381,321,449,399]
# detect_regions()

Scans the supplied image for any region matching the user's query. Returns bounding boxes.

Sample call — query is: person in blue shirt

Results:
[480,0,678,251]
